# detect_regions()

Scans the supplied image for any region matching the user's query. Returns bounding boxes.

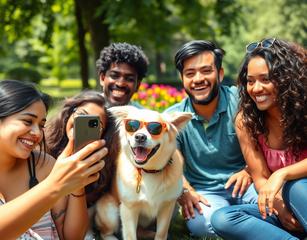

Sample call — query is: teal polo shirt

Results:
[165,85,245,191]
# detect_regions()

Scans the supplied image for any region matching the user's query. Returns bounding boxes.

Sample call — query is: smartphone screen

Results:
[73,115,101,153]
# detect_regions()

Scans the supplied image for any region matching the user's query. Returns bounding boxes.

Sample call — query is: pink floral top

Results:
[258,135,307,172]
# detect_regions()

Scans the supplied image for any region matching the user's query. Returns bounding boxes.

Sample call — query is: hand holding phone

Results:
[73,115,101,153]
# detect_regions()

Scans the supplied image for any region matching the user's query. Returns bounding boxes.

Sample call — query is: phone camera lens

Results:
[88,119,99,128]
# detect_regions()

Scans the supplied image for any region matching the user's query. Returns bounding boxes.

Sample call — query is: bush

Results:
[5,67,42,84]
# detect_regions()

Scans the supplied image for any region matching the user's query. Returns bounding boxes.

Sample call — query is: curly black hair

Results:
[238,39,307,156]
[96,42,149,83]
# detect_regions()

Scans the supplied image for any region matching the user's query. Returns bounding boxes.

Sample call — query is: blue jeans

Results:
[211,178,307,240]
[185,184,258,237]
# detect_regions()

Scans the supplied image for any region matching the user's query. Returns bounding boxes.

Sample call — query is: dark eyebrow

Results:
[21,112,46,122]
[110,70,136,76]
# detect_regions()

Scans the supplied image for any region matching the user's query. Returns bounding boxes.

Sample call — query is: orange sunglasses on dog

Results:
[124,119,167,136]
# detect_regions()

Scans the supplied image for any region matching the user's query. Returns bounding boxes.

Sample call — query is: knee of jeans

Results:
[211,208,233,235]
[186,211,216,237]
[282,179,304,200]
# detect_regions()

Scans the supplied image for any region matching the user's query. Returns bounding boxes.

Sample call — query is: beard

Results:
[185,81,220,105]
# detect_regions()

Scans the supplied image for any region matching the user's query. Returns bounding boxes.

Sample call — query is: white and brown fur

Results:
[95,106,192,240]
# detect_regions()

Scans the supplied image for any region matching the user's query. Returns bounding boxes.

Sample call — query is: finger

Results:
[239,178,249,197]
[267,195,274,216]
[194,201,203,215]
[83,147,108,167]
[183,204,191,220]
[180,206,187,219]
[199,196,211,207]
[72,140,106,162]
[232,178,242,198]
[83,160,105,177]
[258,194,267,219]
[84,172,100,186]
[224,175,235,189]
[58,138,74,160]
[187,201,195,218]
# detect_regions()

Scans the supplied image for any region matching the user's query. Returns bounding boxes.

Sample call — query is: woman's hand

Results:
[273,198,303,232]
[45,138,108,197]
[258,170,286,218]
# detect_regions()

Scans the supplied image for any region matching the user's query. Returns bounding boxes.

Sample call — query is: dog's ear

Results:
[163,112,193,132]
[108,105,137,121]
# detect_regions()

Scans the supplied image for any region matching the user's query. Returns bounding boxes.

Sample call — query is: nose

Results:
[253,80,263,93]
[115,75,129,85]
[135,133,147,144]
[30,125,42,138]
[193,71,205,83]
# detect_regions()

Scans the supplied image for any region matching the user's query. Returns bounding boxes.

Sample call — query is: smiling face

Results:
[0,100,47,160]
[181,51,224,105]
[246,56,278,112]
[65,102,107,140]
[100,63,139,107]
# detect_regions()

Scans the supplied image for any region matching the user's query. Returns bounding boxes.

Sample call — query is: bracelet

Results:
[70,192,86,198]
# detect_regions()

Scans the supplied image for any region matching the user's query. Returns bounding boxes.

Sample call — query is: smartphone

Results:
[73,115,101,153]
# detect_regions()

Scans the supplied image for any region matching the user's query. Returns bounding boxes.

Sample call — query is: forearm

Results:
[63,189,88,240]
[275,158,307,181]
[0,180,60,239]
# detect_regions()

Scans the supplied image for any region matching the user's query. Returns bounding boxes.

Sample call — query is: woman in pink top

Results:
[211,38,307,240]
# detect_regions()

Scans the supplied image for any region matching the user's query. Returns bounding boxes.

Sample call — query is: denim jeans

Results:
[185,184,258,237]
[211,178,307,240]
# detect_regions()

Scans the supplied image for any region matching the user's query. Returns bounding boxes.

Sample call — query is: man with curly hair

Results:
[96,42,149,107]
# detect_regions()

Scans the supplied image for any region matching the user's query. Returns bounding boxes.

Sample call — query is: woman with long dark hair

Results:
[211,39,307,240]
[0,80,107,239]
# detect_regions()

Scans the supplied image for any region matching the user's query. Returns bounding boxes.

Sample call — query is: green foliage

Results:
[5,67,42,84]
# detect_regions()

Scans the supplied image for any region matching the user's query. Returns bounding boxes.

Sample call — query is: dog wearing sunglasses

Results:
[95,105,192,240]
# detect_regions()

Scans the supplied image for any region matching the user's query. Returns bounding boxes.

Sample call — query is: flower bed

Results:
[132,83,186,112]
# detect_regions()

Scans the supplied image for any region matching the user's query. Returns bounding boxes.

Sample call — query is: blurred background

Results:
[0,0,306,110]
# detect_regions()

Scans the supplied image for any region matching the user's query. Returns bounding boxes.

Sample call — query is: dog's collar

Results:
[135,159,173,193]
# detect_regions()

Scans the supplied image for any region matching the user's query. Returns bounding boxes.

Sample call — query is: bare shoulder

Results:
[234,111,244,131]
[33,150,56,181]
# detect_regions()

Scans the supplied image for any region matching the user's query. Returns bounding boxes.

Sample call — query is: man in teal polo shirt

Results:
[165,40,258,237]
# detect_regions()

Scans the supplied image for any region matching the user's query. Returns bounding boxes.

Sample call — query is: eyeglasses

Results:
[124,119,167,136]
[246,38,276,53]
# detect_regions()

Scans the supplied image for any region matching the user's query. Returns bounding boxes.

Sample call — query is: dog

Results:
[95,105,192,240]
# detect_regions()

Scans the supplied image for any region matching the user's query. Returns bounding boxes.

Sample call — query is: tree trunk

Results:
[74,0,89,89]
[76,0,110,89]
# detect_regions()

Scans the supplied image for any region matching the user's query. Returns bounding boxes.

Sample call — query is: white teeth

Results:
[112,90,125,97]
[20,139,34,146]
[255,95,268,102]
[194,86,208,91]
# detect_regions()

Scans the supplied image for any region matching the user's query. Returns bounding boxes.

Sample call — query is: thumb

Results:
[58,138,74,160]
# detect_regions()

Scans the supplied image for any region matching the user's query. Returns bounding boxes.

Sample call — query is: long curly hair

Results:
[238,39,307,156]
[96,42,149,83]
[45,90,119,201]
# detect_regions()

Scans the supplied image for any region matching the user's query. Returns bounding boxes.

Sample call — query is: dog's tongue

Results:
[134,147,150,163]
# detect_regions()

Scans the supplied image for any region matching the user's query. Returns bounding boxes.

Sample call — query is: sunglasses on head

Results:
[124,119,167,136]
[246,38,276,53]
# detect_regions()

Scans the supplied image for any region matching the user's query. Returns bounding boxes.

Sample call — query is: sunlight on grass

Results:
[40,78,97,99]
